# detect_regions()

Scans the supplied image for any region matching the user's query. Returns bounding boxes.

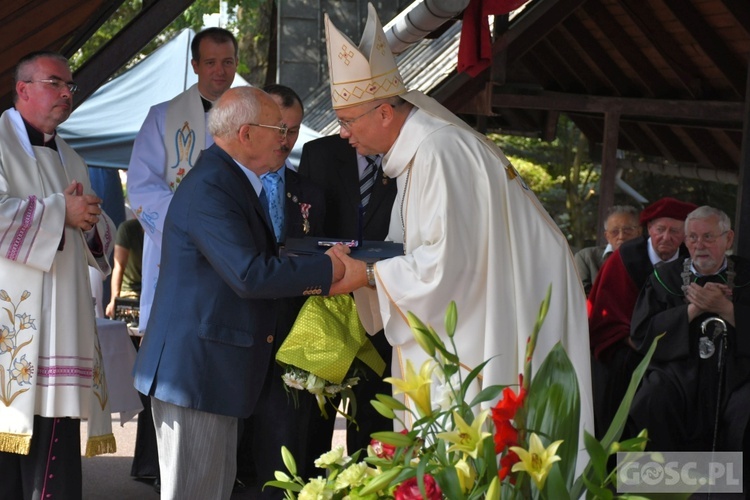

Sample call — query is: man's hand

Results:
[686,282,735,326]
[328,245,369,296]
[325,244,349,282]
[64,180,103,231]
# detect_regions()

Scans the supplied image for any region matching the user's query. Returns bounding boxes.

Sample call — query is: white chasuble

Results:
[352,95,594,468]
[129,84,210,334]
[0,108,116,456]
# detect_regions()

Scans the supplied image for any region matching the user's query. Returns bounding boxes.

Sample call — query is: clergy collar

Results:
[20,114,57,150]
[200,96,213,112]
[647,236,680,265]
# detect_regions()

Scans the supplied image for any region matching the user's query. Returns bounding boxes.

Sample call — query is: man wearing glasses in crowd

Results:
[0,51,116,498]
[588,197,697,438]
[628,206,750,461]
[575,205,642,296]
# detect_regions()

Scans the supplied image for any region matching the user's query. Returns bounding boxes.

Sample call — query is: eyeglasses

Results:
[25,78,79,94]
[606,226,638,237]
[337,104,383,132]
[245,123,288,139]
[686,231,729,244]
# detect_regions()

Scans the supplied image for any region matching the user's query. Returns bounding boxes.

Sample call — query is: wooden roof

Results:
[435,0,748,181]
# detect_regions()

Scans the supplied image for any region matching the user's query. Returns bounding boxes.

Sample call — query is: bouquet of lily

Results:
[267,287,672,499]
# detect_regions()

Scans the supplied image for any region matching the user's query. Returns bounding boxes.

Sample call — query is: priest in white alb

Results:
[0,51,116,498]
[326,4,594,447]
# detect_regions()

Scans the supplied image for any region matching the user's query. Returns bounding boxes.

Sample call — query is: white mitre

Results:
[324,3,407,109]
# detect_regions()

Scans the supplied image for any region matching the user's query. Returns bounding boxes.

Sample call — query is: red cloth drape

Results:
[457,0,530,77]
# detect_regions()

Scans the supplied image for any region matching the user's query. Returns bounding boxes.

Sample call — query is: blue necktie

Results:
[261,172,284,242]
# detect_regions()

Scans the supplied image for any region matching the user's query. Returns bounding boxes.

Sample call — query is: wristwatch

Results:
[366,262,376,287]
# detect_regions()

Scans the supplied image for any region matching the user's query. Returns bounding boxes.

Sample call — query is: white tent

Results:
[59,28,320,169]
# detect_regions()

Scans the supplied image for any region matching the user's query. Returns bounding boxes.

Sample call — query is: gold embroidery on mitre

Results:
[338,44,354,66]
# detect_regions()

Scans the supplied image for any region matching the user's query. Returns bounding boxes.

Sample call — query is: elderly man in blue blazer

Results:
[133,86,344,500]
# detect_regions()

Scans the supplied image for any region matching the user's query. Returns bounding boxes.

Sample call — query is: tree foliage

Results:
[71,0,273,85]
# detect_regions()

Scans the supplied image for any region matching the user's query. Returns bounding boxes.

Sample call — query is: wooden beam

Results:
[723,0,750,37]
[491,90,744,124]
[618,0,703,98]
[59,0,127,58]
[438,0,588,106]
[597,111,620,245]
[73,0,196,107]
[661,0,746,98]
[558,14,633,95]
[583,0,672,97]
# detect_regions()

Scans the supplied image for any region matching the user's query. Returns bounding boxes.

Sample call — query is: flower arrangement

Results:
[267,287,666,499]
[276,295,386,419]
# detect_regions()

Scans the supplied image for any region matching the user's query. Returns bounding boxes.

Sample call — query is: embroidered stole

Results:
[164,84,207,191]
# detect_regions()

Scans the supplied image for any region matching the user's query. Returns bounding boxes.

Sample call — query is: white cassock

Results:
[0,108,116,456]
[354,92,594,466]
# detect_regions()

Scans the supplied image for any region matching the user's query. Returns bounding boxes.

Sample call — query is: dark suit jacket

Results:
[133,144,333,418]
[298,135,396,240]
[283,166,325,241]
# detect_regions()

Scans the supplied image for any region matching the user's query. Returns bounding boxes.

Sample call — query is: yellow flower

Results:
[454,457,477,492]
[436,410,491,459]
[314,446,349,468]
[384,359,434,417]
[510,432,563,491]
[299,477,333,500]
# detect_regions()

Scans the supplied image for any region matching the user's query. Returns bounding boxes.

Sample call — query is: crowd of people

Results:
[0,6,747,500]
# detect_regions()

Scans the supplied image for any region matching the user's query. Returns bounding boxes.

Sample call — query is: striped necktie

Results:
[360,155,378,210]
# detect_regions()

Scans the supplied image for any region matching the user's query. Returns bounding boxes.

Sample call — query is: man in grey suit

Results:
[132,87,344,499]
[574,205,641,295]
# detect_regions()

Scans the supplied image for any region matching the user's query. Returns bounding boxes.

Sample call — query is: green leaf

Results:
[435,466,464,500]
[468,383,506,408]
[371,399,395,419]
[544,463,571,500]
[524,343,580,487]
[262,480,302,493]
[570,334,663,499]
[580,475,612,500]
[370,431,413,447]
[374,393,409,411]
[583,430,607,483]
[358,467,402,495]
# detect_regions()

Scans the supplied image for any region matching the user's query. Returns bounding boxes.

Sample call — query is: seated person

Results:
[629,206,750,452]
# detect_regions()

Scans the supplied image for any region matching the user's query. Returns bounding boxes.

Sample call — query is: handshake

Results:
[325,244,370,296]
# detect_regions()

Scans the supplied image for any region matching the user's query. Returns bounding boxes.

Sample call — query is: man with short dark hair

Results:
[629,206,750,454]
[0,51,116,498]
[127,27,238,337]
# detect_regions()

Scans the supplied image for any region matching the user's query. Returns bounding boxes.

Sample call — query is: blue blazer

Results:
[133,144,333,418]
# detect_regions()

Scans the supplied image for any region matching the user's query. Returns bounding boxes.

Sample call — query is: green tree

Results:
[71,0,274,85]
[492,115,598,248]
